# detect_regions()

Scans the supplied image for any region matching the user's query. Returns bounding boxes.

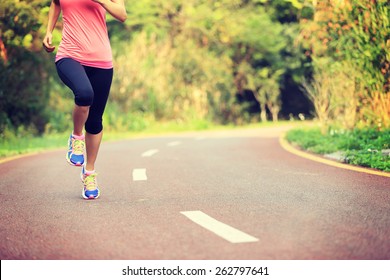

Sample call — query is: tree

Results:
[0,0,52,134]
[299,0,390,129]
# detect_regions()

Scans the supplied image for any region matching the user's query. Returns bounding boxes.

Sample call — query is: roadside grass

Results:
[0,133,68,159]
[0,120,291,160]
[286,126,390,172]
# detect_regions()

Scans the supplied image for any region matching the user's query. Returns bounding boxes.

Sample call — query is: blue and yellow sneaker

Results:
[81,166,100,200]
[66,133,85,166]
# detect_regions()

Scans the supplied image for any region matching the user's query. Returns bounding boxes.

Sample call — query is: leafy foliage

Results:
[0,0,52,134]
[109,0,306,124]
[1,0,387,141]
[299,0,390,129]
[1,0,309,136]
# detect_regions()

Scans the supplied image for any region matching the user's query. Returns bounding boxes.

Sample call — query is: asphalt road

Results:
[0,126,389,260]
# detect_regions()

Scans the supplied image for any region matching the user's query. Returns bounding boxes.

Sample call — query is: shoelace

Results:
[84,173,98,191]
[72,138,85,155]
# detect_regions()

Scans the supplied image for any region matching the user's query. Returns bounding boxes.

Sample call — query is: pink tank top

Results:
[55,0,113,69]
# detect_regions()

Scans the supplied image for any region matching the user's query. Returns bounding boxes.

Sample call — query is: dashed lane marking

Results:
[142,149,159,157]
[181,211,259,244]
[133,168,147,181]
[167,141,181,147]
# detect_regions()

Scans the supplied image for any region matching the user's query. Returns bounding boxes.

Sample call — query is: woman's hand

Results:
[43,0,61,53]
[42,33,55,53]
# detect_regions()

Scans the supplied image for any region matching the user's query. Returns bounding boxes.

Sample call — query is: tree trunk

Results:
[260,104,267,122]
[271,106,280,122]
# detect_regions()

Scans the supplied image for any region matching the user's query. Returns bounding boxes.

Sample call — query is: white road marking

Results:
[132,169,147,181]
[167,141,181,147]
[181,211,259,244]
[142,149,159,157]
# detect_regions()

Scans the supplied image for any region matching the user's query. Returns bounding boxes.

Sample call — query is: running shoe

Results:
[66,133,85,166]
[81,166,100,200]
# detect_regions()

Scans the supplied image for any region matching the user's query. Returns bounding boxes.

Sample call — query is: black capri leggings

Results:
[56,58,113,134]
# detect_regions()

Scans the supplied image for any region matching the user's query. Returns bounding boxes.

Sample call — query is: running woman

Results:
[43,0,126,199]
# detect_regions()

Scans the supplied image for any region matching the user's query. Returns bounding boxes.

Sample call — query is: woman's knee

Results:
[85,119,103,135]
[75,85,94,106]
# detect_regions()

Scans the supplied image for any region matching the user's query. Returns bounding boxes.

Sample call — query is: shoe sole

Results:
[66,154,83,166]
[82,189,100,200]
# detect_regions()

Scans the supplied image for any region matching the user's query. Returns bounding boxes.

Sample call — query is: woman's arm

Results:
[93,0,127,23]
[42,0,61,52]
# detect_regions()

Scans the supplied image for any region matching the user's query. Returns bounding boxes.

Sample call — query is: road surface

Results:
[0,126,389,259]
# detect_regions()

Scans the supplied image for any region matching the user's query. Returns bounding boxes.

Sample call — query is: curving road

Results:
[0,126,389,260]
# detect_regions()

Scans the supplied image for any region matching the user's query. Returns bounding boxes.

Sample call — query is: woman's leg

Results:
[56,58,94,135]
[84,67,113,172]
[73,105,89,136]
[85,131,103,171]
[56,58,94,166]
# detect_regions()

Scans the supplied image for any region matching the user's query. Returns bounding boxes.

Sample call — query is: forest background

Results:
[0,0,389,170]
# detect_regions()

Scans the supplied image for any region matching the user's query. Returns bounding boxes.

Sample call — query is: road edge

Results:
[279,132,390,178]
[0,152,41,165]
